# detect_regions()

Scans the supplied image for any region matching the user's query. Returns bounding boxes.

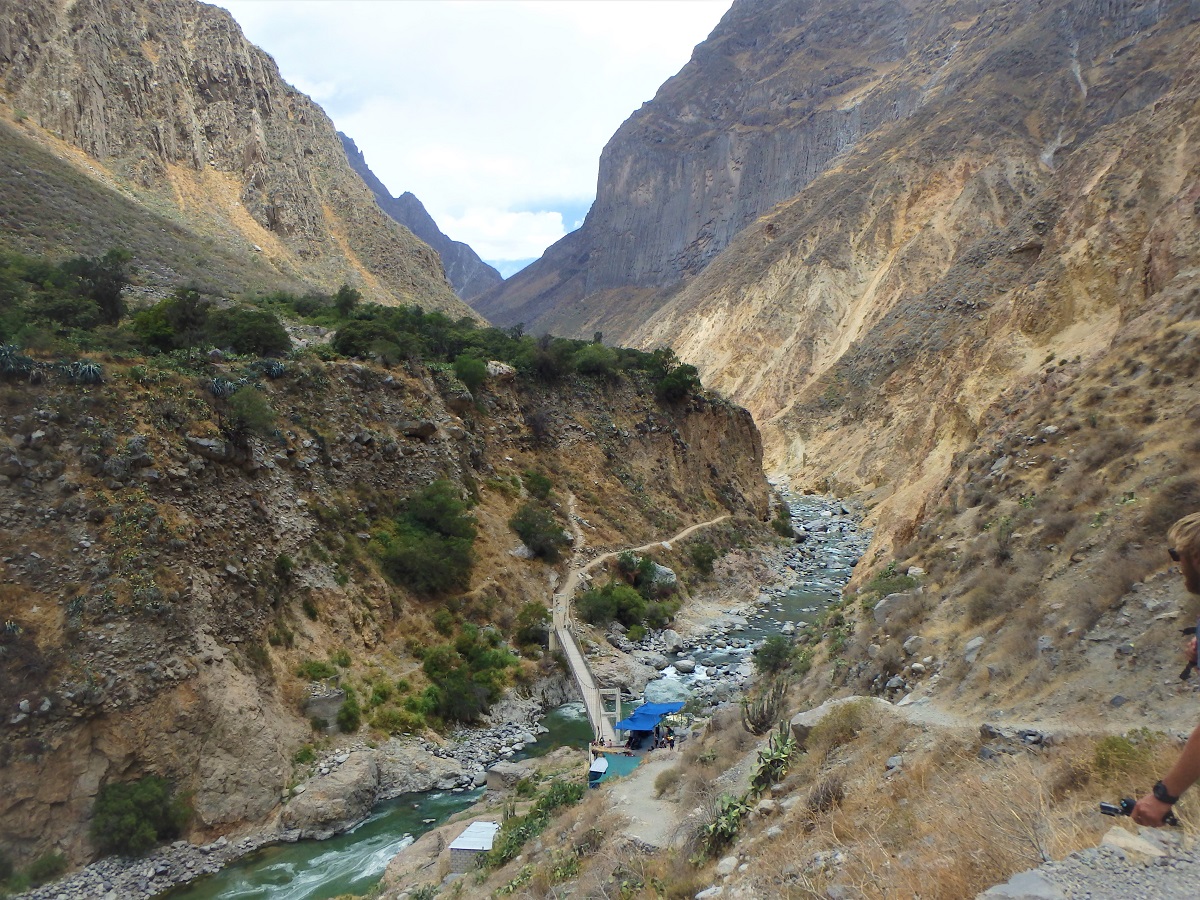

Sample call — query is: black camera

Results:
[1100,797,1179,826]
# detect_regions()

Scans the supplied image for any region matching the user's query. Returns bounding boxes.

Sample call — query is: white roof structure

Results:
[449,821,500,852]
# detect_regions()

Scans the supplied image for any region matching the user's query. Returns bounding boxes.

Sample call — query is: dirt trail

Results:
[550,496,732,743]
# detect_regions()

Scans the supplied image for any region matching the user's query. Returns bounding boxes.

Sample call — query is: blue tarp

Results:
[614,701,685,732]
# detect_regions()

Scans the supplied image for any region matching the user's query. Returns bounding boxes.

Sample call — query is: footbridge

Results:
[550,499,730,745]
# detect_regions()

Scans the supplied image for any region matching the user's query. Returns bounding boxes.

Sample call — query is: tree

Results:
[63,248,132,325]
[90,776,191,857]
[334,284,361,318]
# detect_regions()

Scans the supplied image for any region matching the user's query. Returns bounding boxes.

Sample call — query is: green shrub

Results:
[573,343,618,378]
[373,481,477,596]
[297,659,337,680]
[863,562,918,599]
[421,625,516,722]
[224,385,275,441]
[26,851,67,886]
[331,649,351,668]
[90,776,190,857]
[771,505,793,537]
[577,581,645,627]
[301,596,320,620]
[626,623,647,642]
[689,542,718,576]
[205,306,290,356]
[292,745,316,765]
[337,686,362,733]
[509,502,570,562]
[521,470,553,500]
[513,602,550,648]
[371,707,425,734]
[432,607,456,637]
[453,354,488,393]
[1094,734,1153,777]
[754,634,794,675]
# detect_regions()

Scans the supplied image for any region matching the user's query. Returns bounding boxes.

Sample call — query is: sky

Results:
[213,0,733,277]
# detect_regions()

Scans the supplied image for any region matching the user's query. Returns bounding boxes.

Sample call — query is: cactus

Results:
[750,720,796,795]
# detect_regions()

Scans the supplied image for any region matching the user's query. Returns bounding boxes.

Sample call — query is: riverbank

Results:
[15,492,860,900]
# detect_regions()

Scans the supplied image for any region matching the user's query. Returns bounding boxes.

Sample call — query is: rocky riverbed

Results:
[16,492,866,900]
[10,688,574,900]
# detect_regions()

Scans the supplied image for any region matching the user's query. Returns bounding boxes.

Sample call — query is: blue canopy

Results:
[614,701,685,732]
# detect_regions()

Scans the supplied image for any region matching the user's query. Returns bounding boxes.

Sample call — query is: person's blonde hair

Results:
[1169,512,1200,563]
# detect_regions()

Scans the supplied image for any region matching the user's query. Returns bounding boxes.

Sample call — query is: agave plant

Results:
[256,359,287,379]
[0,344,35,381]
[64,360,104,385]
[207,377,237,399]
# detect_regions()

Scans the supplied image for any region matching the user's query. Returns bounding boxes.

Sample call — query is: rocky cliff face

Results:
[340,133,503,302]
[474,0,1200,550]
[0,0,470,315]
[0,355,768,867]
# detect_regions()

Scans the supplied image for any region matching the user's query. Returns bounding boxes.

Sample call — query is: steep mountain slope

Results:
[340,133,503,302]
[474,0,1200,549]
[0,0,470,315]
[0,350,769,867]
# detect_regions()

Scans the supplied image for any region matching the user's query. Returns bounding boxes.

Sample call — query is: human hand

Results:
[1189,636,1197,664]
[1131,793,1174,827]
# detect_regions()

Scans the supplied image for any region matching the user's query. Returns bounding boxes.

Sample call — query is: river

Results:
[162,703,593,900]
[644,492,868,703]
[164,494,862,898]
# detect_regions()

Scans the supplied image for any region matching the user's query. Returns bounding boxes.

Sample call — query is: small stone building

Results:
[448,821,500,873]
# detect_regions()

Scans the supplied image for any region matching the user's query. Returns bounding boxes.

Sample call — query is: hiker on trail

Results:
[1133,512,1200,827]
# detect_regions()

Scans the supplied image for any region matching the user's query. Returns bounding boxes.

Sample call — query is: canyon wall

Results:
[0,0,470,314]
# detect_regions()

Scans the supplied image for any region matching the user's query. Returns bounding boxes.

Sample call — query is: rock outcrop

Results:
[0,354,769,867]
[281,751,379,840]
[340,133,503,301]
[0,0,470,315]
[472,0,1200,552]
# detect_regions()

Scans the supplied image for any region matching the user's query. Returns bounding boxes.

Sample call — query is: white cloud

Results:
[439,208,567,262]
[214,0,732,261]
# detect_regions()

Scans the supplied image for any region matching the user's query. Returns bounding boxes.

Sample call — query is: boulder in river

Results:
[281,751,380,840]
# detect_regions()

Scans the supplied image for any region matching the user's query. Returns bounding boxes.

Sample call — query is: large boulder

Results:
[789,697,894,749]
[872,589,923,627]
[376,742,467,797]
[281,751,380,839]
[486,759,536,792]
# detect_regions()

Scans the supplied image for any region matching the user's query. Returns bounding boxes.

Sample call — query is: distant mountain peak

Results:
[339,133,502,302]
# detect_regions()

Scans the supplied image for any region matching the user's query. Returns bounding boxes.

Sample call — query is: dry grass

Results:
[744,728,1192,900]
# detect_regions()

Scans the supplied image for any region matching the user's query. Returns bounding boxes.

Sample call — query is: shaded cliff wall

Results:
[0,0,470,314]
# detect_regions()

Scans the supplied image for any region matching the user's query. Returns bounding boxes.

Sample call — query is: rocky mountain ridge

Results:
[339,133,503,302]
[0,347,769,869]
[472,0,1200,556]
[0,0,471,315]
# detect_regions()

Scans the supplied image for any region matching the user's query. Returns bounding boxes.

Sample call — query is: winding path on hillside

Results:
[550,496,730,743]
